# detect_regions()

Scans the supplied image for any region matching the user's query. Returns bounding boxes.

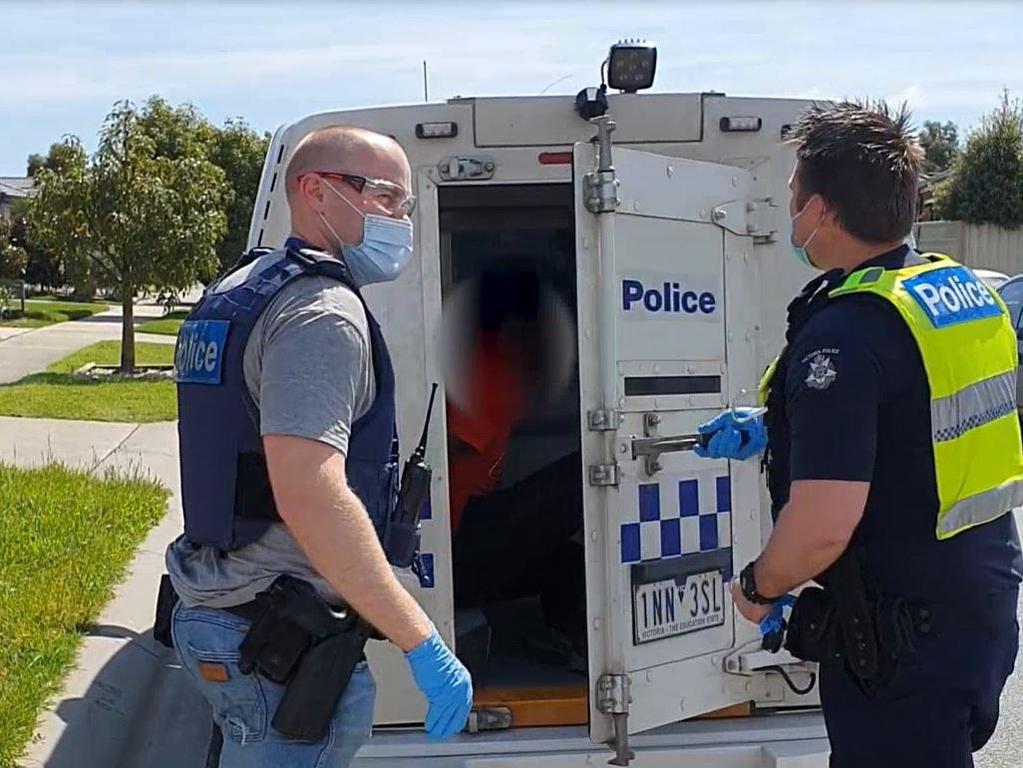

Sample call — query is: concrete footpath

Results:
[0,305,176,385]
[0,416,211,768]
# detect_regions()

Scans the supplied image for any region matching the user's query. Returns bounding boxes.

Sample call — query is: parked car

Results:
[995,275,1023,417]
[976,268,1011,291]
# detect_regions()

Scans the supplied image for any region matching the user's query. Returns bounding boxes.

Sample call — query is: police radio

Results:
[387,383,439,568]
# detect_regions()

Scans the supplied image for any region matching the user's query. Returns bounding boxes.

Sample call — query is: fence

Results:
[914,220,1023,277]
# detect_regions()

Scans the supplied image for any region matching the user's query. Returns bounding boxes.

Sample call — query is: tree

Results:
[25,97,268,295]
[24,142,95,293]
[7,199,61,289]
[26,153,46,177]
[136,97,270,277]
[209,119,270,275]
[935,90,1023,228]
[918,120,959,174]
[0,214,29,280]
[27,141,87,178]
[28,101,229,371]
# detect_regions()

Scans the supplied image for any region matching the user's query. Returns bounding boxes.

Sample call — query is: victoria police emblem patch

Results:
[804,353,837,390]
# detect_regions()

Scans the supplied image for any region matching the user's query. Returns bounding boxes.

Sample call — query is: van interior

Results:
[439,184,590,727]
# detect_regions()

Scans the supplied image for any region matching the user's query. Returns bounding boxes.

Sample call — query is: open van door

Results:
[574,123,772,756]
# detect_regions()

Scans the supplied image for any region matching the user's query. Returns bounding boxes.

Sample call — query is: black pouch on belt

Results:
[785,586,838,662]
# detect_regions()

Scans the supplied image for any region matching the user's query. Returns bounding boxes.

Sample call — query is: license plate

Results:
[633,569,725,644]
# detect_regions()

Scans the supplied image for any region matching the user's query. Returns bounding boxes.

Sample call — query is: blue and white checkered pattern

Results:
[620,474,732,563]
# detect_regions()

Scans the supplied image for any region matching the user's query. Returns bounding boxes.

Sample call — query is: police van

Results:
[246,42,830,767]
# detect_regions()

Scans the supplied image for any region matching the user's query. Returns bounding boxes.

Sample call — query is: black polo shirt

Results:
[783,245,1022,600]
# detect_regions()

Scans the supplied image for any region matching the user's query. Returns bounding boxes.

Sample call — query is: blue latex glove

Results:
[694,408,767,460]
[759,594,797,638]
[405,631,474,740]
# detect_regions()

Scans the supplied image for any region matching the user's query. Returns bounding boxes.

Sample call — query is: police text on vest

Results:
[903,267,1003,329]
[175,320,230,384]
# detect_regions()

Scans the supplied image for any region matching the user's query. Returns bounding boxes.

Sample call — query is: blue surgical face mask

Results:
[320,180,414,286]
[788,197,823,269]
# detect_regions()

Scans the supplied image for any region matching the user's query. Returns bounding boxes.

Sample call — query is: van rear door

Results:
[573,141,766,745]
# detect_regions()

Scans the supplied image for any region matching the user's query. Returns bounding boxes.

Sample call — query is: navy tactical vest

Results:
[175,240,399,553]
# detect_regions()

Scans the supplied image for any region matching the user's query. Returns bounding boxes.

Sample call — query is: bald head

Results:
[284,125,412,253]
[285,125,408,206]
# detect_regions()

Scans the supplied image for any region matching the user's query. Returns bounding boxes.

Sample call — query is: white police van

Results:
[246,42,829,767]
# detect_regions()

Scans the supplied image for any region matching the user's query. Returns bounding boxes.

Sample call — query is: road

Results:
[975,507,1023,767]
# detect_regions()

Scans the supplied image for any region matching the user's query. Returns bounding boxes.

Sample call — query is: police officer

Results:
[165,126,472,767]
[698,101,1022,767]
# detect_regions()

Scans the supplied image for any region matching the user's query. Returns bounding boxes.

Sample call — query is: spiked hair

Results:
[787,100,924,243]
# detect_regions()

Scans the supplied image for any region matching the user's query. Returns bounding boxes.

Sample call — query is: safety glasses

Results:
[307,171,416,217]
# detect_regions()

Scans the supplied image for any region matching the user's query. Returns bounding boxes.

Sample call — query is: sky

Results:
[1,0,1021,176]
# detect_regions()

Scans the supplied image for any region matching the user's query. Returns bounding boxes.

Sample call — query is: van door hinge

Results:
[596,674,635,766]
[588,463,620,487]
[711,197,777,241]
[588,409,621,431]
[584,170,620,214]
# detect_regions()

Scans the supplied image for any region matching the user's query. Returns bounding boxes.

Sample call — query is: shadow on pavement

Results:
[37,624,214,768]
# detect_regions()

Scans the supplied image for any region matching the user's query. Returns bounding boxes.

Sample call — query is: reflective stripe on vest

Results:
[931,370,1016,443]
[828,252,1023,540]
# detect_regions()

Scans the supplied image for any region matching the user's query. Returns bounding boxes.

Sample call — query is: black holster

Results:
[154,574,180,649]
[784,551,928,697]
[233,576,375,742]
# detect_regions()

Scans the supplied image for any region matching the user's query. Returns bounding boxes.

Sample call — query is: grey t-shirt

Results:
[166,249,375,608]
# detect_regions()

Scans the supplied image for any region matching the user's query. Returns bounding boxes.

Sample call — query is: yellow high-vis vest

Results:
[760,253,1023,540]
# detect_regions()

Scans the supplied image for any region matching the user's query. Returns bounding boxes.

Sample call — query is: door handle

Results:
[631,433,710,475]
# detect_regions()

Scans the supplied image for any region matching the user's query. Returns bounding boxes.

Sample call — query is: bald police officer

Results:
[166,126,472,767]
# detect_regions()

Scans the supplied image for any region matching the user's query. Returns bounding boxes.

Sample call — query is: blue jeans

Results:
[172,603,376,768]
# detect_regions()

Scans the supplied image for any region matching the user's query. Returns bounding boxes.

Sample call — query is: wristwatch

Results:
[739,561,775,605]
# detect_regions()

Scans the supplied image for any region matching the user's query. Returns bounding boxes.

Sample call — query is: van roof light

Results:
[607,40,657,93]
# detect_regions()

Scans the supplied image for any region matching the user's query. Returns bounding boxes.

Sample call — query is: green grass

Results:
[137,309,188,337]
[0,341,177,422]
[0,463,168,768]
[0,300,110,329]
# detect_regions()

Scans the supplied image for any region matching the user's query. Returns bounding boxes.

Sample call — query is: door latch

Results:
[437,156,495,181]
[711,197,777,242]
[722,645,818,704]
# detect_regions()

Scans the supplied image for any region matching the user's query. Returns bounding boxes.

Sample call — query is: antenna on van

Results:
[540,74,573,95]
[423,60,429,102]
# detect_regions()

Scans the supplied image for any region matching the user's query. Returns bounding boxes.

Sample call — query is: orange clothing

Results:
[447,332,525,532]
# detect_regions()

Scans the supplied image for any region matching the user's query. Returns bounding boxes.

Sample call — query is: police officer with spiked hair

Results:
[164,125,472,767]
[698,101,1022,767]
